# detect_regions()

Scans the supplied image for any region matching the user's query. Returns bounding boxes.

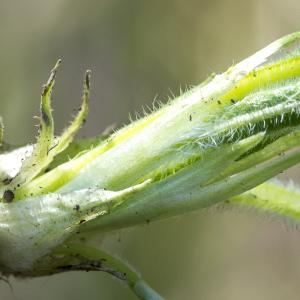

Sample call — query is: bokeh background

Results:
[0,0,300,299]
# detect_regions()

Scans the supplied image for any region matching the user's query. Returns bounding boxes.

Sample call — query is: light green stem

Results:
[51,244,165,300]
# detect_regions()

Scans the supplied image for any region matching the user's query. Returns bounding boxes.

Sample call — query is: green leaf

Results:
[3,60,60,193]
[229,180,300,221]
[3,65,91,201]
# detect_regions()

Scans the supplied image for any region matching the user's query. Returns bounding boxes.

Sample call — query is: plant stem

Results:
[52,243,165,300]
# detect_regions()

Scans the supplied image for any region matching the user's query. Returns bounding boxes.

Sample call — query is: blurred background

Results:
[0,0,300,299]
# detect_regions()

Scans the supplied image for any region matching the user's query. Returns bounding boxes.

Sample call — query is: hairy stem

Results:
[37,243,165,300]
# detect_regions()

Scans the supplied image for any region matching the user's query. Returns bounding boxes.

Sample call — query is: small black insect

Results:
[3,190,14,203]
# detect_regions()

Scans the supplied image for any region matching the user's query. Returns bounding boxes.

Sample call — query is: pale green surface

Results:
[230,181,300,220]
[0,1,300,300]
[1,30,300,282]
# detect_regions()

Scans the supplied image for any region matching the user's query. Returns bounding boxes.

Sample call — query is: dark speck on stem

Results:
[3,190,14,203]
